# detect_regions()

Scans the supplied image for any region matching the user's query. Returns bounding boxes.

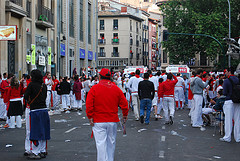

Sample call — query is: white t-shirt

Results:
[175,76,184,87]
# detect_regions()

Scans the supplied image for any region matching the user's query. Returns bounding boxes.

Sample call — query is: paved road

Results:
[0,106,240,161]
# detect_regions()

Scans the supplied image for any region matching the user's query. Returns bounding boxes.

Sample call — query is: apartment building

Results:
[0,0,98,78]
[98,6,144,71]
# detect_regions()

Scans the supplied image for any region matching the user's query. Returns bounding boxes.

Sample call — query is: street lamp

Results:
[227,0,231,67]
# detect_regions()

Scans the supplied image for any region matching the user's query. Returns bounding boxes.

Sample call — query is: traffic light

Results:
[163,30,169,41]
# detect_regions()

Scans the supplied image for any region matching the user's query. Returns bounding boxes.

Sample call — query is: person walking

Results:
[59,77,71,112]
[220,67,240,142]
[86,68,128,161]
[44,72,53,110]
[162,73,178,125]
[24,69,50,159]
[138,73,155,125]
[73,75,83,111]
[190,69,210,130]
[126,69,143,121]
[174,73,185,110]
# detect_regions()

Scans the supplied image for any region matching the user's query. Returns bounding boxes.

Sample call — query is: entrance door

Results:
[8,41,15,74]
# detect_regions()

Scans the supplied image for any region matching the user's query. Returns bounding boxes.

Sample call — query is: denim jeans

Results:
[184,89,188,104]
[140,99,152,124]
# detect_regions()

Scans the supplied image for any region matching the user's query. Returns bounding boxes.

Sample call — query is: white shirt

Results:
[184,79,189,89]
[175,76,184,87]
[149,76,159,91]
[45,78,53,91]
[126,76,143,96]
[91,80,99,86]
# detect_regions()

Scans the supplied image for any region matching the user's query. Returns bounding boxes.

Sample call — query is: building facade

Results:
[0,0,98,78]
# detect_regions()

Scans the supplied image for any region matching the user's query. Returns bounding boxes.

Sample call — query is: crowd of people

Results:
[0,66,239,160]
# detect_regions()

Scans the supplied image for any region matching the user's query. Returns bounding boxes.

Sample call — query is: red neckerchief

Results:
[228,75,235,78]
[135,74,140,78]
[149,74,153,78]
[161,73,165,76]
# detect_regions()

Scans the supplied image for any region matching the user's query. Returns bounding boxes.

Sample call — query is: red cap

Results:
[203,71,207,75]
[99,68,111,78]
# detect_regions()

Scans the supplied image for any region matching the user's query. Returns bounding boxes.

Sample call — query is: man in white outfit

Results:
[190,69,210,130]
[174,73,185,110]
[126,69,143,121]
[44,73,53,110]
[148,70,159,120]
[220,67,240,142]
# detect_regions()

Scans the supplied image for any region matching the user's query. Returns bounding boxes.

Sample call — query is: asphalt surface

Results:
[0,106,240,161]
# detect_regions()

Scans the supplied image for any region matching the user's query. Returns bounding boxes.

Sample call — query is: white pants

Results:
[192,95,203,127]
[32,140,47,155]
[93,122,117,161]
[25,108,31,152]
[163,97,175,121]
[0,98,6,119]
[72,94,82,109]
[70,91,74,107]
[52,91,60,109]
[157,98,163,114]
[46,91,52,109]
[223,100,240,142]
[62,94,70,110]
[174,87,184,101]
[81,89,85,103]
[152,92,158,106]
[9,115,22,128]
[132,95,140,119]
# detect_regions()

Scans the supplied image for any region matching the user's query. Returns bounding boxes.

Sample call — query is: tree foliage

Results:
[159,0,240,69]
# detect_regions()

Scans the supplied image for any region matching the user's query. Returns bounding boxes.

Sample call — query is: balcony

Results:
[112,38,119,45]
[26,0,31,18]
[112,52,119,57]
[98,52,106,57]
[36,4,54,29]
[136,40,139,47]
[130,39,133,45]
[98,39,106,45]
[130,53,133,59]
[5,0,27,18]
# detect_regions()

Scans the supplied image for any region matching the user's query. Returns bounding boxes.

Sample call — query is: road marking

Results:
[65,127,77,133]
[161,136,166,142]
[159,151,165,158]
[162,126,165,130]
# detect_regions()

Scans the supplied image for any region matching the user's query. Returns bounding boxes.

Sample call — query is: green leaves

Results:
[160,0,239,69]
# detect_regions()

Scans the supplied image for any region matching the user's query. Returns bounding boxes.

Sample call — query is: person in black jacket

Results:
[24,69,50,159]
[138,73,155,125]
[59,76,71,112]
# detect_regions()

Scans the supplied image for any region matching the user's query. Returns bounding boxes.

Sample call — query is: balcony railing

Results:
[26,0,31,17]
[136,40,139,47]
[98,52,106,57]
[36,4,54,28]
[10,0,22,6]
[98,39,106,45]
[130,39,133,45]
[5,0,27,17]
[112,38,119,45]
[112,52,119,57]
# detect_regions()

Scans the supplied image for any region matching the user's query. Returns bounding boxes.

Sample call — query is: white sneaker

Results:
[219,138,230,143]
[200,126,206,131]
[65,111,70,114]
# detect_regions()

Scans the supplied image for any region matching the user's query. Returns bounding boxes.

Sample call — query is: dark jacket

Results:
[223,76,239,100]
[59,80,71,94]
[138,80,155,100]
[24,82,47,110]
[213,96,225,111]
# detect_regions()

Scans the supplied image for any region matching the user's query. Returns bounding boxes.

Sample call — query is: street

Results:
[1,106,240,161]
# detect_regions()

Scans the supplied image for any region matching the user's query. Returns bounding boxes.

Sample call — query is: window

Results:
[100,33,104,39]
[80,0,83,41]
[69,0,74,37]
[136,22,138,33]
[130,20,132,31]
[113,47,118,53]
[88,2,91,44]
[113,19,118,30]
[100,47,105,53]
[113,33,118,38]
[60,0,63,33]
[100,20,104,30]
[26,0,31,18]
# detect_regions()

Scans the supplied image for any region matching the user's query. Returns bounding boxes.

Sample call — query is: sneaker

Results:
[40,152,46,158]
[169,116,173,125]
[140,115,144,124]
[200,126,206,131]
[219,138,230,143]
[23,151,31,156]
[28,153,41,159]
[164,121,170,125]
[65,110,70,114]
[155,117,158,121]
[157,115,163,119]
[3,124,9,128]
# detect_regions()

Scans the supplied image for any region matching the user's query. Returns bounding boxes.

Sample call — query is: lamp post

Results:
[227,0,231,68]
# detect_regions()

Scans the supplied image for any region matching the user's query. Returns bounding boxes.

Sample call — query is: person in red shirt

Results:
[86,68,128,161]
[6,76,23,128]
[162,73,178,125]
[52,75,60,109]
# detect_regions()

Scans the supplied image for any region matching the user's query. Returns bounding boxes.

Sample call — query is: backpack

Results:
[228,78,240,103]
